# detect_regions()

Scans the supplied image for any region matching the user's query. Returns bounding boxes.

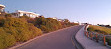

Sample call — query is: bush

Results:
[0,17,6,27]
[0,17,42,49]
[40,25,48,32]
[0,28,16,49]
[28,23,42,38]
[5,14,12,17]
[2,17,42,42]
[106,37,111,46]
[0,15,78,49]
[34,17,62,32]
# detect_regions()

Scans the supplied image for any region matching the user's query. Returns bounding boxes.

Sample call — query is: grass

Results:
[87,25,111,46]
[87,25,111,35]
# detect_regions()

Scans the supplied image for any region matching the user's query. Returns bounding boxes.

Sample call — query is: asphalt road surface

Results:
[16,25,83,49]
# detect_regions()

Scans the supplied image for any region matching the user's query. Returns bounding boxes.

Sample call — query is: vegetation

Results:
[33,17,62,32]
[18,16,78,33]
[106,37,111,46]
[32,17,78,33]
[0,14,78,49]
[97,24,111,28]
[60,19,79,28]
[0,28,16,49]
[0,17,42,49]
[87,25,111,46]
[87,25,111,34]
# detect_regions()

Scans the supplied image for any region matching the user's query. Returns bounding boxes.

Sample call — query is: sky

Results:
[0,0,111,25]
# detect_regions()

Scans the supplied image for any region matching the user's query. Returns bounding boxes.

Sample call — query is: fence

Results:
[84,25,111,48]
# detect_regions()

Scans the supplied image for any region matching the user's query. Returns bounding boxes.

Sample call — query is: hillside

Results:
[87,25,111,35]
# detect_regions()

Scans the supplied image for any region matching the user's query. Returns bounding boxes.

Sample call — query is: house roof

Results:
[16,10,40,16]
[0,4,5,7]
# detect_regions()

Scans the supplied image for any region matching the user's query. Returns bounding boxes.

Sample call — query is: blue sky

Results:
[1,0,111,25]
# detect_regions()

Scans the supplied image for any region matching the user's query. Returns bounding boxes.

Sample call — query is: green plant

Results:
[87,25,111,34]
[5,14,12,17]
[34,17,62,32]
[0,17,43,49]
[0,28,16,49]
[106,37,111,46]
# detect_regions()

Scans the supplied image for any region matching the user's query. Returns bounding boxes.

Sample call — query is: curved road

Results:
[16,25,83,49]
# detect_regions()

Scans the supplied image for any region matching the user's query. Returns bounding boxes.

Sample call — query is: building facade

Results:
[0,4,5,14]
[13,10,40,18]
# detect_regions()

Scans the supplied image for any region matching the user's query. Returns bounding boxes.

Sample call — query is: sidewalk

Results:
[75,26,109,49]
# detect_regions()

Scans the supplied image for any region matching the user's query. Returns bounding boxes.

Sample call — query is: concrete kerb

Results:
[71,36,78,49]
[75,26,86,49]
[71,25,85,49]
[9,26,77,49]
[71,34,84,49]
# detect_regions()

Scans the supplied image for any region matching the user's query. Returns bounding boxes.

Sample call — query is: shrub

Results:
[106,37,111,46]
[0,17,42,43]
[40,25,47,31]
[0,17,5,27]
[34,17,62,32]
[2,17,43,42]
[5,14,12,17]
[28,23,42,38]
[0,17,43,49]
[0,28,16,49]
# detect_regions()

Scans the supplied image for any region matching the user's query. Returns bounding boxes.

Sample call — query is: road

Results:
[16,25,83,49]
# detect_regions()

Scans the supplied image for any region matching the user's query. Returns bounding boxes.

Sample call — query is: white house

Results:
[14,10,40,18]
[0,4,5,14]
[52,17,57,20]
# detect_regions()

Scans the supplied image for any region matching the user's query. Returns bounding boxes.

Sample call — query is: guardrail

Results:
[84,25,111,48]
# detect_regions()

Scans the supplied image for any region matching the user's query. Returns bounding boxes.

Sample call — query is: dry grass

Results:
[87,25,111,35]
